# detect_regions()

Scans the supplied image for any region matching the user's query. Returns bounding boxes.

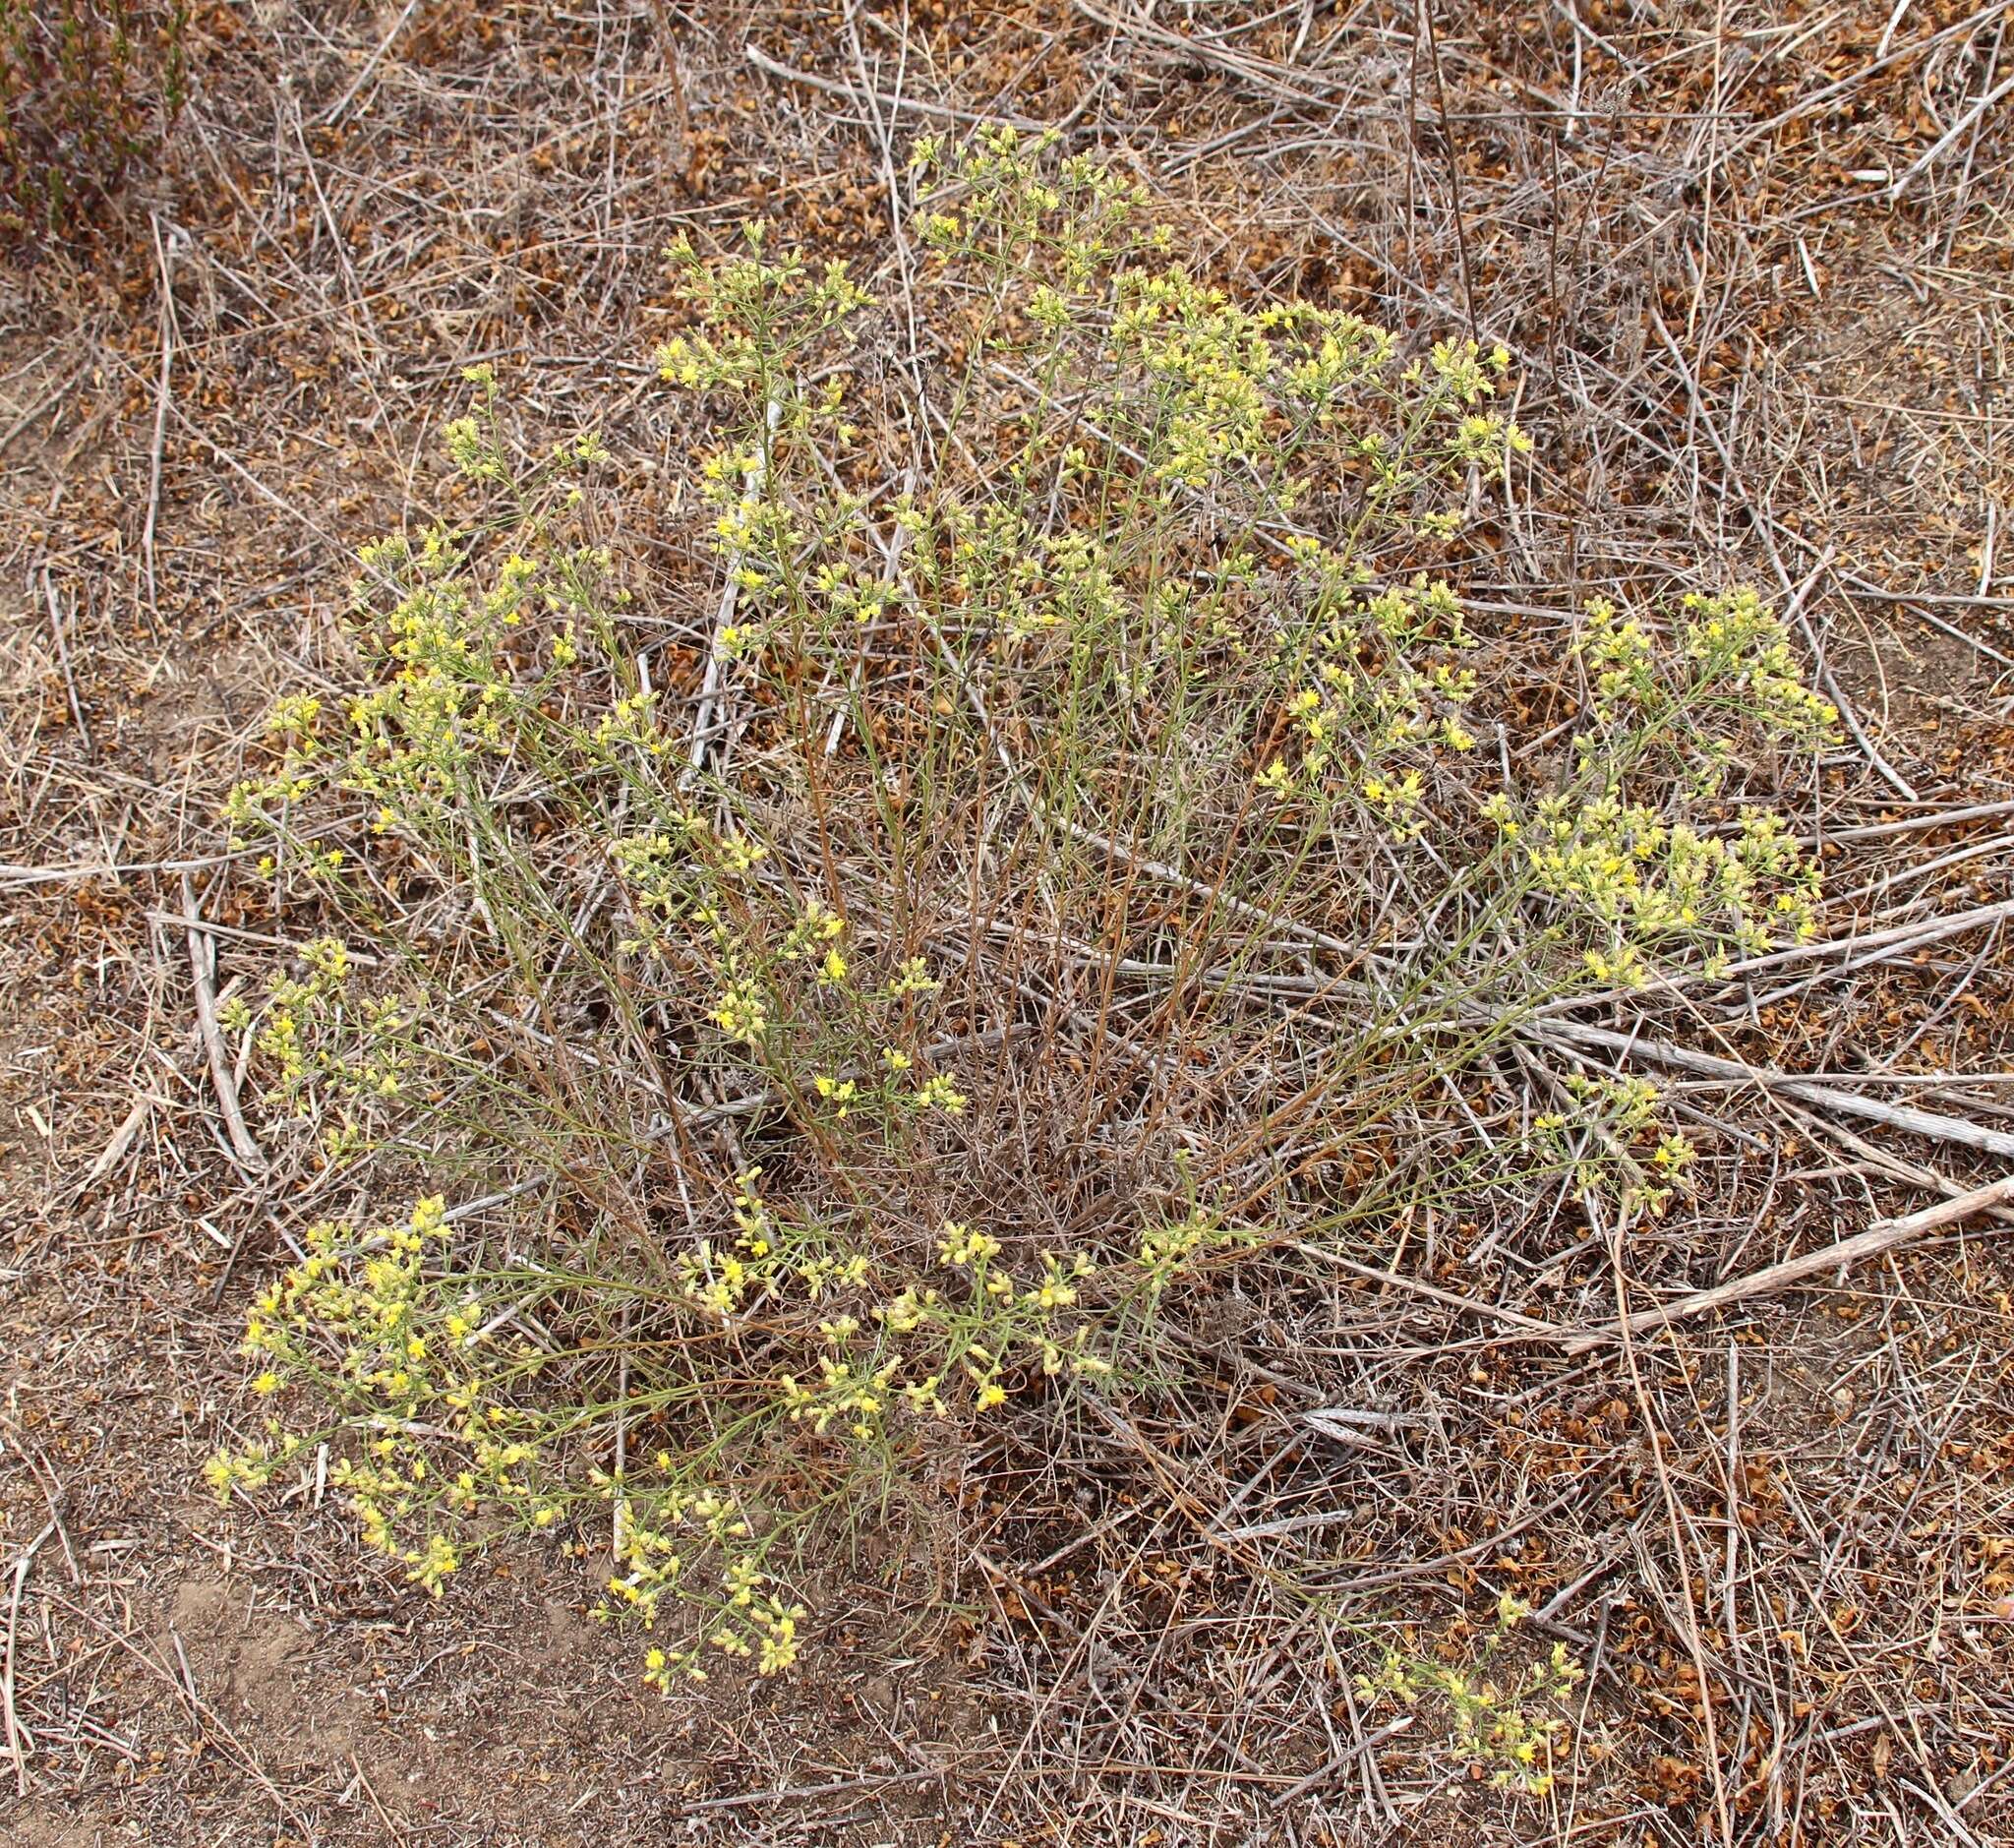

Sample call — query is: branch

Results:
[1564,1174,2014,1353]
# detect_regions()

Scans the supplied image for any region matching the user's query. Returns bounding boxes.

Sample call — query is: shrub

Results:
[207,131,1835,1724]
[0,0,185,247]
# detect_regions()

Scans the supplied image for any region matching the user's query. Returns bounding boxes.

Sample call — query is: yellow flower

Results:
[914,1074,966,1114]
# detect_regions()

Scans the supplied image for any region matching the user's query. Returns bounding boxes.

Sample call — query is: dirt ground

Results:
[5,3,2014,1843]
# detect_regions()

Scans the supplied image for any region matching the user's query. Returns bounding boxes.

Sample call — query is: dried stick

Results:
[1820,799,2014,845]
[182,873,267,1177]
[1530,896,2014,1019]
[143,215,175,625]
[685,398,777,787]
[1889,67,2014,201]
[2,1525,47,1795]
[745,40,1044,129]
[40,568,90,755]
[1289,1241,1561,1336]
[1418,0,1477,338]
[1529,1019,2014,1160]
[1565,1174,2014,1352]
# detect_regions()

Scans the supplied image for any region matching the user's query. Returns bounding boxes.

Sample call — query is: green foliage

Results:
[206,130,1838,1704]
[0,0,184,247]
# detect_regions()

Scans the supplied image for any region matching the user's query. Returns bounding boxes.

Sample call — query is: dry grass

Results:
[3,3,2014,1843]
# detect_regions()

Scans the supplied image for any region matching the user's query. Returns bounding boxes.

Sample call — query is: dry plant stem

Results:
[1787,1104,2014,1227]
[612,1300,631,1565]
[2,1525,45,1796]
[182,872,267,1177]
[40,569,90,756]
[1,842,300,891]
[1594,1196,1734,1843]
[1734,894,2014,1011]
[0,1432,81,1588]
[1529,895,2014,1020]
[1818,799,2014,844]
[1890,66,2014,200]
[1418,0,1477,338]
[1530,1019,2014,1160]
[683,1763,962,1813]
[80,1091,155,1193]
[1270,1713,1415,1810]
[143,214,175,625]
[686,397,778,785]
[1565,1173,2014,1354]
[1289,1241,1561,1337]
[744,40,1046,131]
[345,1751,403,1836]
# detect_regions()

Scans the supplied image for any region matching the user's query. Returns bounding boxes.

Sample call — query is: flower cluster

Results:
[1357,1593,1584,1796]
[1257,570,1479,828]
[212,1164,1221,1684]
[209,1194,803,1671]
[1680,584,1841,745]
[213,936,415,1160]
[1534,1072,1697,1212]
[1500,793,1820,986]
[1571,585,1841,771]
[655,219,868,398]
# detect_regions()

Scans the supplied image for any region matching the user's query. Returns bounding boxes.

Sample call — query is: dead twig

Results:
[686,398,778,788]
[1566,1174,2014,1352]
[1529,1019,2014,1160]
[38,568,90,756]
[182,872,267,1178]
[143,215,176,625]
[2,1524,48,1795]
[745,40,1045,130]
